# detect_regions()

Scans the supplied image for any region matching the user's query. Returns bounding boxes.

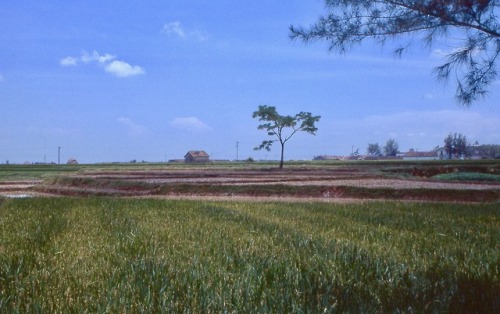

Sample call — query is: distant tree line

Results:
[467,143,500,159]
[443,133,500,159]
[366,139,399,157]
[365,134,499,159]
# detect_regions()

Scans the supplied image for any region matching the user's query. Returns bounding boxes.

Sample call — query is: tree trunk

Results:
[279,142,285,169]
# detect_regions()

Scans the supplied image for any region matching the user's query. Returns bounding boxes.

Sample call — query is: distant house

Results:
[436,147,447,160]
[184,150,210,163]
[402,149,440,161]
[67,158,78,165]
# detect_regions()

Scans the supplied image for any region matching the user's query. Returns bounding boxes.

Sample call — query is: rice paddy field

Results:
[1,197,498,312]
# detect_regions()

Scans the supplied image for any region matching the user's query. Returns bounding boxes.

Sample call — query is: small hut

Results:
[67,157,78,165]
[184,151,209,163]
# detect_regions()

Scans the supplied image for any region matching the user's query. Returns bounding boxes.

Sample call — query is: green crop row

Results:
[432,172,500,182]
[0,198,498,312]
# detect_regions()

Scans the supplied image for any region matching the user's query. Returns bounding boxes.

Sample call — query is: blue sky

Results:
[1,1,499,164]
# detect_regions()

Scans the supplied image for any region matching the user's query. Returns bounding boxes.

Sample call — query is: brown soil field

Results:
[2,164,499,203]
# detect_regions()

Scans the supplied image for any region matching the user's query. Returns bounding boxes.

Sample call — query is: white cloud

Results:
[60,50,144,78]
[169,117,212,132]
[81,51,115,64]
[117,117,148,135]
[60,56,78,66]
[163,21,185,38]
[162,21,208,42]
[105,60,145,77]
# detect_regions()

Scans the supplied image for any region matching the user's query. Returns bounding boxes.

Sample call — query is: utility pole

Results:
[58,146,61,173]
[236,141,239,162]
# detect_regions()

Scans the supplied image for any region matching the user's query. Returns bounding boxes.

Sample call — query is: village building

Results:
[67,158,78,165]
[184,150,210,163]
[402,149,441,161]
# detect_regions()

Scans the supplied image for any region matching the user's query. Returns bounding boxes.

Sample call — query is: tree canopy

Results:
[444,132,468,158]
[252,105,321,169]
[384,139,400,156]
[290,0,499,106]
[367,143,382,156]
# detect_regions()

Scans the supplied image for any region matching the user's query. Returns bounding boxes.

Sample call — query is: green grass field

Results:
[1,197,498,312]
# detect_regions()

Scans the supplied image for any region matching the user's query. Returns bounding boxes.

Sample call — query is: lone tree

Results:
[290,0,499,106]
[384,139,399,156]
[253,105,321,169]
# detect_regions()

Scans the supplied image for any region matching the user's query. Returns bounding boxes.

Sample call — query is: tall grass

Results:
[0,198,498,312]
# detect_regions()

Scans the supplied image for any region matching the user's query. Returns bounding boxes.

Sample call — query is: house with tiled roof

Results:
[184,150,210,163]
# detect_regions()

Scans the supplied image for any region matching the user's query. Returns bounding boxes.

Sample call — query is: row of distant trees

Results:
[470,144,500,159]
[365,133,500,159]
[445,133,500,159]
[366,139,399,157]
